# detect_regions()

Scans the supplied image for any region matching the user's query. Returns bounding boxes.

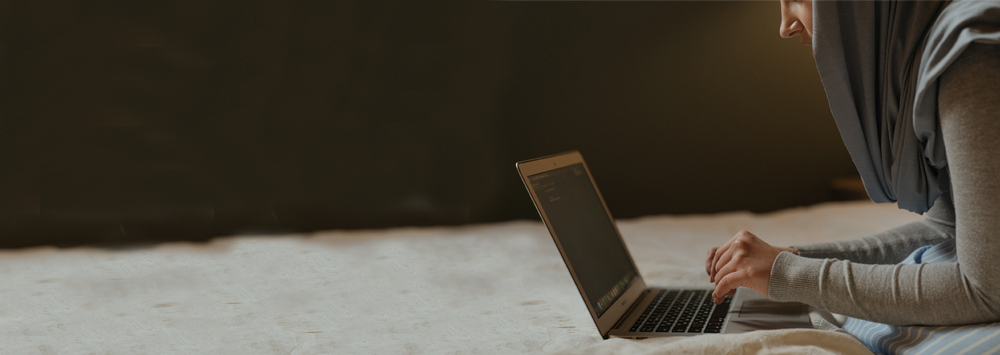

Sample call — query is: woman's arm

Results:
[703,203,953,276]
[767,43,1000,325]
[790,197,954,264]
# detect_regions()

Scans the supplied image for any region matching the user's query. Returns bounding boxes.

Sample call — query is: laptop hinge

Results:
[609,289,650,331]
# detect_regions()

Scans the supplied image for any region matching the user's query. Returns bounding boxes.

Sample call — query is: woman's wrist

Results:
[778,246,799,256]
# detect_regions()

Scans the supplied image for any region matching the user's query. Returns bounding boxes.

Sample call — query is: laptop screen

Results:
[529,163,638,317]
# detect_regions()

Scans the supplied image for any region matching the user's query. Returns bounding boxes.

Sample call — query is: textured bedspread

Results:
[1,201,921,354]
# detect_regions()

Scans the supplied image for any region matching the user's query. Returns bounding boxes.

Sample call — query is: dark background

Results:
[0,1,858,248]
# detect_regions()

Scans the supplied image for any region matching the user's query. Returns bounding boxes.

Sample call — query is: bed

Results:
[2,200,921,354]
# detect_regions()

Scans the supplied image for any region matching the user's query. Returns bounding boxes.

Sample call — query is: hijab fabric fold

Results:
[813,0,1000,214]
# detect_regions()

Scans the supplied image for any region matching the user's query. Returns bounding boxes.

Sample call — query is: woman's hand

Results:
[705,231,797,304]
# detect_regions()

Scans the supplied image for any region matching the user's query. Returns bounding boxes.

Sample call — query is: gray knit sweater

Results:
[768,43,1000,326]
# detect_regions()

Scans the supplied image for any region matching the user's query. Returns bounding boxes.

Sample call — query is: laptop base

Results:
[608,287,813,338]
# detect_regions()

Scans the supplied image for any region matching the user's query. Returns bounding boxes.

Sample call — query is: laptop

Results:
[515,151,812,339]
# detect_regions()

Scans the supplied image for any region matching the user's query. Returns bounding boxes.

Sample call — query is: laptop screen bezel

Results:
[515,150,648,339]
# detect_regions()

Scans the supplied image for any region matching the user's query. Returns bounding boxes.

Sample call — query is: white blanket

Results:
[1,201,921,354]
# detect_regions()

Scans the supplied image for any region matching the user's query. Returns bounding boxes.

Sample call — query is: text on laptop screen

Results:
[530,163,638,317]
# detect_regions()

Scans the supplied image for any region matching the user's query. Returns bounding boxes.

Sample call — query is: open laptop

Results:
[516,151,812,339]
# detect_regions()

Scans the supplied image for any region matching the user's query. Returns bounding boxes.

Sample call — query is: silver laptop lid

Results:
[516,151,648,339]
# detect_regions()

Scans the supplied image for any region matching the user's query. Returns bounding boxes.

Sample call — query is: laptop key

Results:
[629,289,729,335]
[711,303,731,318]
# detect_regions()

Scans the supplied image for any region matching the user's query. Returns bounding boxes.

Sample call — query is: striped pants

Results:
[843,239,1000,355]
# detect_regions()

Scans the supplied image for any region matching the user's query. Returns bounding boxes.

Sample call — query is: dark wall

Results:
[0,1,857,248]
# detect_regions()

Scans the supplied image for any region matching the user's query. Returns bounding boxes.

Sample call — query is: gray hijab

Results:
[813,0,1000,214]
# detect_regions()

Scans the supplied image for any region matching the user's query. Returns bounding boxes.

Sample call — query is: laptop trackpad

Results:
[737,300,807,319]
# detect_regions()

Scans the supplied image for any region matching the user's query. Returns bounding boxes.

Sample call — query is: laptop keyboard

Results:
[628,290,732,334]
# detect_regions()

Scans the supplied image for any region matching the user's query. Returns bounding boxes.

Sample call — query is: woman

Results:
[706,0,1000,327]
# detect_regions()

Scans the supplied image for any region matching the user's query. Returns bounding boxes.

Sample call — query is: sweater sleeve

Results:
[768,43,1000,325]
[790,194,955,265]
[792,177,955,264]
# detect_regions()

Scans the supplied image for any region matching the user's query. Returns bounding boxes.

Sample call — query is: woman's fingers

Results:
[712,252,742,288]
[711,244,738,283]
[705,247,719,275]
[713,269,749,304]
[713,232,750,282]
[710,233,741,282]
[710,230,784,302]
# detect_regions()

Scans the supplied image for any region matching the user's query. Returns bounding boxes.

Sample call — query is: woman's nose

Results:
[780,20,801,38]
